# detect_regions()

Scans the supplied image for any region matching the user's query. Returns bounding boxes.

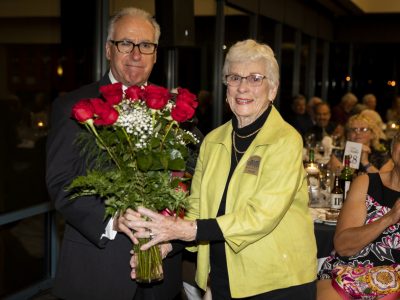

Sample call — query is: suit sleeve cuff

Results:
[100,217,117,240]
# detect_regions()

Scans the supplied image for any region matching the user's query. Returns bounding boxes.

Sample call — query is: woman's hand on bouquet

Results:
[132,206,197,250]
[130,243,172,279]
[114,208,144,244]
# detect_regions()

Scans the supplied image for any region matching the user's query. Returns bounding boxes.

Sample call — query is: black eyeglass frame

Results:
[109,40,158,54]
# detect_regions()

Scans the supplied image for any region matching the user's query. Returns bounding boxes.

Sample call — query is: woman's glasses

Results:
[225,74,266,87]
[349,127,371,133]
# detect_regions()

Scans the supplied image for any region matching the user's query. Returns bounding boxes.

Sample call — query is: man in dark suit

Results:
[46,7,182,300]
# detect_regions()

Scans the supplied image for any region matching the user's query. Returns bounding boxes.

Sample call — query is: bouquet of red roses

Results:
[67,82,199,282]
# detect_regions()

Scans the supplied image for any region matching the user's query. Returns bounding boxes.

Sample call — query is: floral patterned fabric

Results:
[332,264,400,299]
[318,173,400,299]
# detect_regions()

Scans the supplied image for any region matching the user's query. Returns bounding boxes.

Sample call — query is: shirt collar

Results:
[108,70,147,91]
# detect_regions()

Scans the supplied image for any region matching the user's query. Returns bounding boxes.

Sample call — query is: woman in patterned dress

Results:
[317,132,400,299]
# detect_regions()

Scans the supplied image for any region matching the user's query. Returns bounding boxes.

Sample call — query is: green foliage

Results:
[67,167,189,218]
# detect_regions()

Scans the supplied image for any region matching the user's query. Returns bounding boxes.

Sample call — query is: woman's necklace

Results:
[234,127,261,139]
[232,133,246,154]
[232,133,240,164]
[232,127,261,164]
[233,127,261,154]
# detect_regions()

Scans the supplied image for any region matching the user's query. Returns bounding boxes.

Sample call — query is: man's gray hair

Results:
[107,7,161,43]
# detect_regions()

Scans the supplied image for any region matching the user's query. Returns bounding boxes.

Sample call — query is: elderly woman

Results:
[120,39,317,299]
[330,113,391,173]
[317,132,400,299]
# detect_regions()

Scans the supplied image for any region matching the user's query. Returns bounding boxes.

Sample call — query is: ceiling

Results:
[1,0,400,18]
[351,0,400,13]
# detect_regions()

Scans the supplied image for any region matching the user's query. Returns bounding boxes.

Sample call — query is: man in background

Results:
[286,94,313,137]
[331,92,358,125]
[307,96,323,125]
[362,93,377,111]
[305,102,344,143]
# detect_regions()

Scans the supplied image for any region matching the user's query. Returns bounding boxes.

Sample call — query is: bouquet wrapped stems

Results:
[133,237,163,283]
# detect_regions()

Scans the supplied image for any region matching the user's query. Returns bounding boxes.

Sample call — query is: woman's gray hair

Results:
[107,7,161,43]
[222,39,280,90]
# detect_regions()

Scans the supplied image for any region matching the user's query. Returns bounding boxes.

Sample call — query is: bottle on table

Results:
[340,155,353,201]
[330,168,343,210]
[305,149,320,206]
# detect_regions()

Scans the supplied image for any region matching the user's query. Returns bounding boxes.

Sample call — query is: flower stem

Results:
[133,237,163,282]
[160,120,177,150]
[122,127,136,163]
[85,122,122,170]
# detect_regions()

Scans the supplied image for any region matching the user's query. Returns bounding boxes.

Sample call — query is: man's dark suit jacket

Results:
[46,74,183,300]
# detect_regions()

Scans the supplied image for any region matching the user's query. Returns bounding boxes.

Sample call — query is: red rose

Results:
[99,82,123,105]
[176,88,198,109]
[142,85,171,110]
[177,181,188,192]
[71,99,95,123]
[171,101,195,122]
[90,98,119,126]
[125,85,143,101]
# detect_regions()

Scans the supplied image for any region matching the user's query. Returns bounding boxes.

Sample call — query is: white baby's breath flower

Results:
[114,99,154,149]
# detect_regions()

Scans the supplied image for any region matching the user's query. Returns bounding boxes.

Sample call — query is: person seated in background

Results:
[362,93,377,111]
[307,96,323,125]
[305,102,344,144]
[317,133,400,300]
[331,92,358,126]
[351,103,367,115]
[386,95,400,123]
[329,113,391,174]
[286,94,313,137]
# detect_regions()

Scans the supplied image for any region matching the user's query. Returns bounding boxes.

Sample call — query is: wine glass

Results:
[331,134,343,150]
[304,133,316,149]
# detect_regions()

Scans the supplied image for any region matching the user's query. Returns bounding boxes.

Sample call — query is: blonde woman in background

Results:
[330,113,391,173]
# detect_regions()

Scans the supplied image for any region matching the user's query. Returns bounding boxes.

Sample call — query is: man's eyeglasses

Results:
[225,74,267,87]
[109,40,158,54]
[349,127,371,133]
